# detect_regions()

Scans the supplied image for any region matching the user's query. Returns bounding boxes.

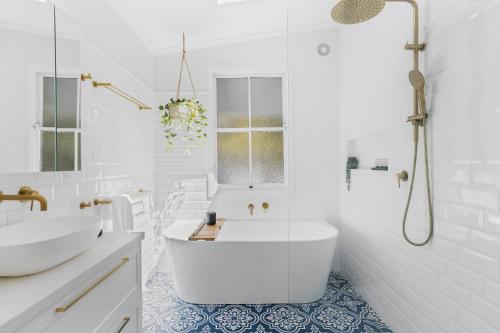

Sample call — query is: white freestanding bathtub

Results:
[163,220,339,304]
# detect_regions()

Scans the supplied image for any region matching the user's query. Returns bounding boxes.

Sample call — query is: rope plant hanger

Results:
[159,33,207,152]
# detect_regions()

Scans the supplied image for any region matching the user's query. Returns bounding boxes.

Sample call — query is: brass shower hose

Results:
[402,116,434,246]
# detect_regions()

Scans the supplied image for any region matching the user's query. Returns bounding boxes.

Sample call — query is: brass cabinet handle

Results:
[55,257,129,313]
[117,317,131,333]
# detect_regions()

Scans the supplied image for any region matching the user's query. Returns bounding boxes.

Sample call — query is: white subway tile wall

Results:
[0,0,157,226]
[339,0,500,332]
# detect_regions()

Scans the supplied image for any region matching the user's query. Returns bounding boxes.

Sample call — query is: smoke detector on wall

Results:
[317,43,331,56]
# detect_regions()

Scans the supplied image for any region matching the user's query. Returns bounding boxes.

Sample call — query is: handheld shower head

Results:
[331,0,386,25]
[409,69,425,89]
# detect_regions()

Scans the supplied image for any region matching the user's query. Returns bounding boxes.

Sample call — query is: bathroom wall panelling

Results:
[0,0,156,227]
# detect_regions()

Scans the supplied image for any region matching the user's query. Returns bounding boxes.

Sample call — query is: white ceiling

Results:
[0,0,54,35]
[107,0,336,55]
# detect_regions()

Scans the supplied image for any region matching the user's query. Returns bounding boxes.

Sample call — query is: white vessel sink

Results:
[0,216,101,277]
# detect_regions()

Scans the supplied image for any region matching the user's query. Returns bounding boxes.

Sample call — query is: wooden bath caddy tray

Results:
[189,218,225,241]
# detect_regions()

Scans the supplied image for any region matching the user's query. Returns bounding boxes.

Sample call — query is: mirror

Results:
[0,0,81,173]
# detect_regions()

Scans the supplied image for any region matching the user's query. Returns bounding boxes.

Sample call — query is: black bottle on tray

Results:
[206,211,217,226]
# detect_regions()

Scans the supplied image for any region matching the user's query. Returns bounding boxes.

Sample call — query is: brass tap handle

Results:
[80,73,93,81]
[18,186,37,202]
[19,187,37,211]
[262,202,269,213]
[396,171,409,188]
[248,204,255,216]
[94,199,112,206]
[80,202,92,210]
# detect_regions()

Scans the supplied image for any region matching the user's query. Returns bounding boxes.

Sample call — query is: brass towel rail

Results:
[81,73,151,110]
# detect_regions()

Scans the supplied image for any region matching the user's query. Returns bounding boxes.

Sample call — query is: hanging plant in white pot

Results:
[159,34,208,153]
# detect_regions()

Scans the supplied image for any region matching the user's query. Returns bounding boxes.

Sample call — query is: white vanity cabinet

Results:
[0,233,144,333]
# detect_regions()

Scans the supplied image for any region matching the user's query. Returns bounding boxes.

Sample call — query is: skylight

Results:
[216,0,247,5]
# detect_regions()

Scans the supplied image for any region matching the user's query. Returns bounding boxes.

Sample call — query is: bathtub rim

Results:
[163,219,339,243]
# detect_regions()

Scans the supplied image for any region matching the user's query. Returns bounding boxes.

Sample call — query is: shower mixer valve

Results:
[395,171,409,188]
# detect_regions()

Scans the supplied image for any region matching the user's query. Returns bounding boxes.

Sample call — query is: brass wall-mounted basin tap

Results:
[0,186,48,211]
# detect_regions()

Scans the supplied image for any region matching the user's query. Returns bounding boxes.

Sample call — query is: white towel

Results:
[112,195,134,231]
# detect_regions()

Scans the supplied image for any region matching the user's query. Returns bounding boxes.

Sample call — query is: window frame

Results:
[33,71,82,172]
[210,69,289,190]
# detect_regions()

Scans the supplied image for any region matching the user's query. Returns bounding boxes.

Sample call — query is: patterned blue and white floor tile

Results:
[143,272,393,333]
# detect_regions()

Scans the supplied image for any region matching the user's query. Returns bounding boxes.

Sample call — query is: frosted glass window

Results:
[251,77,283,127]
[39,75,81,172]
[56,132,75,171]
[252,132,284,184]
[56,78,79,128]
[42,77,56,127]
[217,133,249,184]
[215,74,286,186]
[41,131,56,172]
[40,131,80,172]
[217,78,249,128]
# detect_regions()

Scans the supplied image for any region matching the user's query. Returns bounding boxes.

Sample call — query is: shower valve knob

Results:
[395,171,409,188]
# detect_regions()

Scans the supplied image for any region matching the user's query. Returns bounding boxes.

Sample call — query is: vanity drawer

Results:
[17,250,139,333]
[95,288,140,333]
[41,253,138,333]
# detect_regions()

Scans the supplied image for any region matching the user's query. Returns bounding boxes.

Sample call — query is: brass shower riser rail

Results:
[81,73,151,110]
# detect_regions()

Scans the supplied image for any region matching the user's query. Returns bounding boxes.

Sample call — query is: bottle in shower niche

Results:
[372,158,388,171]
[346,156,359,191]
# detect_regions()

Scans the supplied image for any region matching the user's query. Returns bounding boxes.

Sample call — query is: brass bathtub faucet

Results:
[0,186,48,211]
[248,204,255,216]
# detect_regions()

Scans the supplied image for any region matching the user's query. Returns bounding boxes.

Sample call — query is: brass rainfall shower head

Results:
[331,0,386,25]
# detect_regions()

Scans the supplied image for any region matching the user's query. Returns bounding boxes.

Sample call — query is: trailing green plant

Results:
[159,98,208,152]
